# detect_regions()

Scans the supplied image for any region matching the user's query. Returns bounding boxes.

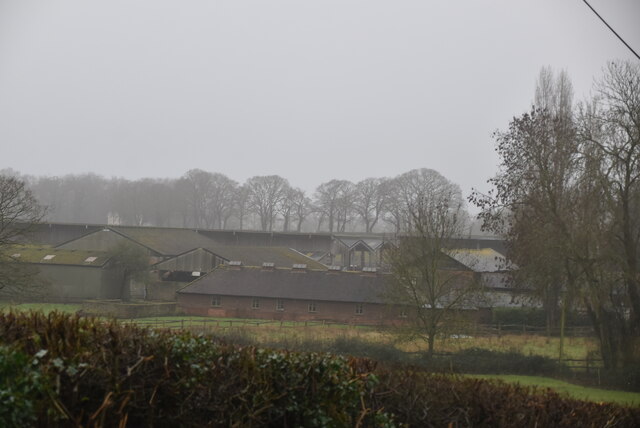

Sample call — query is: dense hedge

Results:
[1,312,638,427]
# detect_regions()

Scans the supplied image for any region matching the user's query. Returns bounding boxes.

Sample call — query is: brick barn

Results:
[177,265,407,325]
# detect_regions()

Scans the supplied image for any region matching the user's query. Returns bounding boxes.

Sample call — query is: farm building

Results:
[449,248,535,308]
[177,265,404,325]
[5,247,122,301]
[149,246,326,301]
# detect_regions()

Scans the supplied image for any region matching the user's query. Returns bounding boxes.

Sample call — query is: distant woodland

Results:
[1,167,481,234]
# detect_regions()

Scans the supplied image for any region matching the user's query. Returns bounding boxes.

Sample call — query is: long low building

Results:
[177,265,406,325]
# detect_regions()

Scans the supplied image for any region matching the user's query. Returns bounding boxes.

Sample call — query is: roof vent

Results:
[262,262,275,270]
[292,263,307,272]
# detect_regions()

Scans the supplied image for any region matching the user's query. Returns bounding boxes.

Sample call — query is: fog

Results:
[1,0,639,203]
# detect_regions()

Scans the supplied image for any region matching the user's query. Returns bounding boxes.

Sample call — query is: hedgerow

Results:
[0,311,638,427]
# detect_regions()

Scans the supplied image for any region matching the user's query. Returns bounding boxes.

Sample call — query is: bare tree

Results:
[0,175,45,292]
[314,180,353,233]
[576,60,640,369]
[177,169,212,228]
[279,187,310,232]
[291,189,312,232]
[204,173,238,229]
[233,184,251,230]
[246,175,289,231]
[386,172,478,358]
[353,177,388,233]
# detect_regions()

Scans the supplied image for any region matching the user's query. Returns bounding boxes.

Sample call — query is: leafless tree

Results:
[386,172,478,358]
[314,179,353,233]
[204,173,238,229]
[0,175,45,292]
[353,177,388,233]
[246,175,290,231]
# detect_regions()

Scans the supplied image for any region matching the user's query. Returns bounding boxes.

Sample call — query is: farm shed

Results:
[448,248,536,308]
[7,247,121,301]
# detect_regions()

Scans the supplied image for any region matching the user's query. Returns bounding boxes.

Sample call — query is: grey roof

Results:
[112,226,219,256]
[178,266,390,304]
[207,246,327,270]
[448,248,508,272]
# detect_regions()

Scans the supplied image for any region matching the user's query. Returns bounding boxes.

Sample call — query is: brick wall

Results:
[177,293,407,325]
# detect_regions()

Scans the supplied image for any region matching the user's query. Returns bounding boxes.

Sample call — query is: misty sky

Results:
[1,0,639,204]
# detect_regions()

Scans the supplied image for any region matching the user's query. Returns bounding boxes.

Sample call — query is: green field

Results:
[471,374,640,406]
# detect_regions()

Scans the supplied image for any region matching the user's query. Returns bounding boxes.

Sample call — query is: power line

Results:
[581,0,640,61]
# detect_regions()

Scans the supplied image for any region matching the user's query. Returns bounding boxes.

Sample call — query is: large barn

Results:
[177,265,404,325]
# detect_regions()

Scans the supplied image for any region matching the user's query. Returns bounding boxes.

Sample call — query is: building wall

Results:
[36,264,121,301]
[199,230,334,252]
[177,293,407,325]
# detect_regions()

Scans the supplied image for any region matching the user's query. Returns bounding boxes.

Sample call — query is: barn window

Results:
[355,303,364,315]
[308,302,317,313]
[276,299,284,311]
[211,296,221,307]
[252,298,260,309]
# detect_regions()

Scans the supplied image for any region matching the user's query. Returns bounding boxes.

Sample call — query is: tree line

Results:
[1,167,468,234]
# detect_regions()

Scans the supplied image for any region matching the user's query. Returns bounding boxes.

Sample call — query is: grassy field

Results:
[471,374,640,407]
[1,302,597,359]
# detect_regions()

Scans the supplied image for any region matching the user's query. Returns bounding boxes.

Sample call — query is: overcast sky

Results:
[1,0,639,204]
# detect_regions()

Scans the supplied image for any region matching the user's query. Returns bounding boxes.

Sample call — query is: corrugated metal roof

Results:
[448,248,507,272]
[178,267,390,304]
